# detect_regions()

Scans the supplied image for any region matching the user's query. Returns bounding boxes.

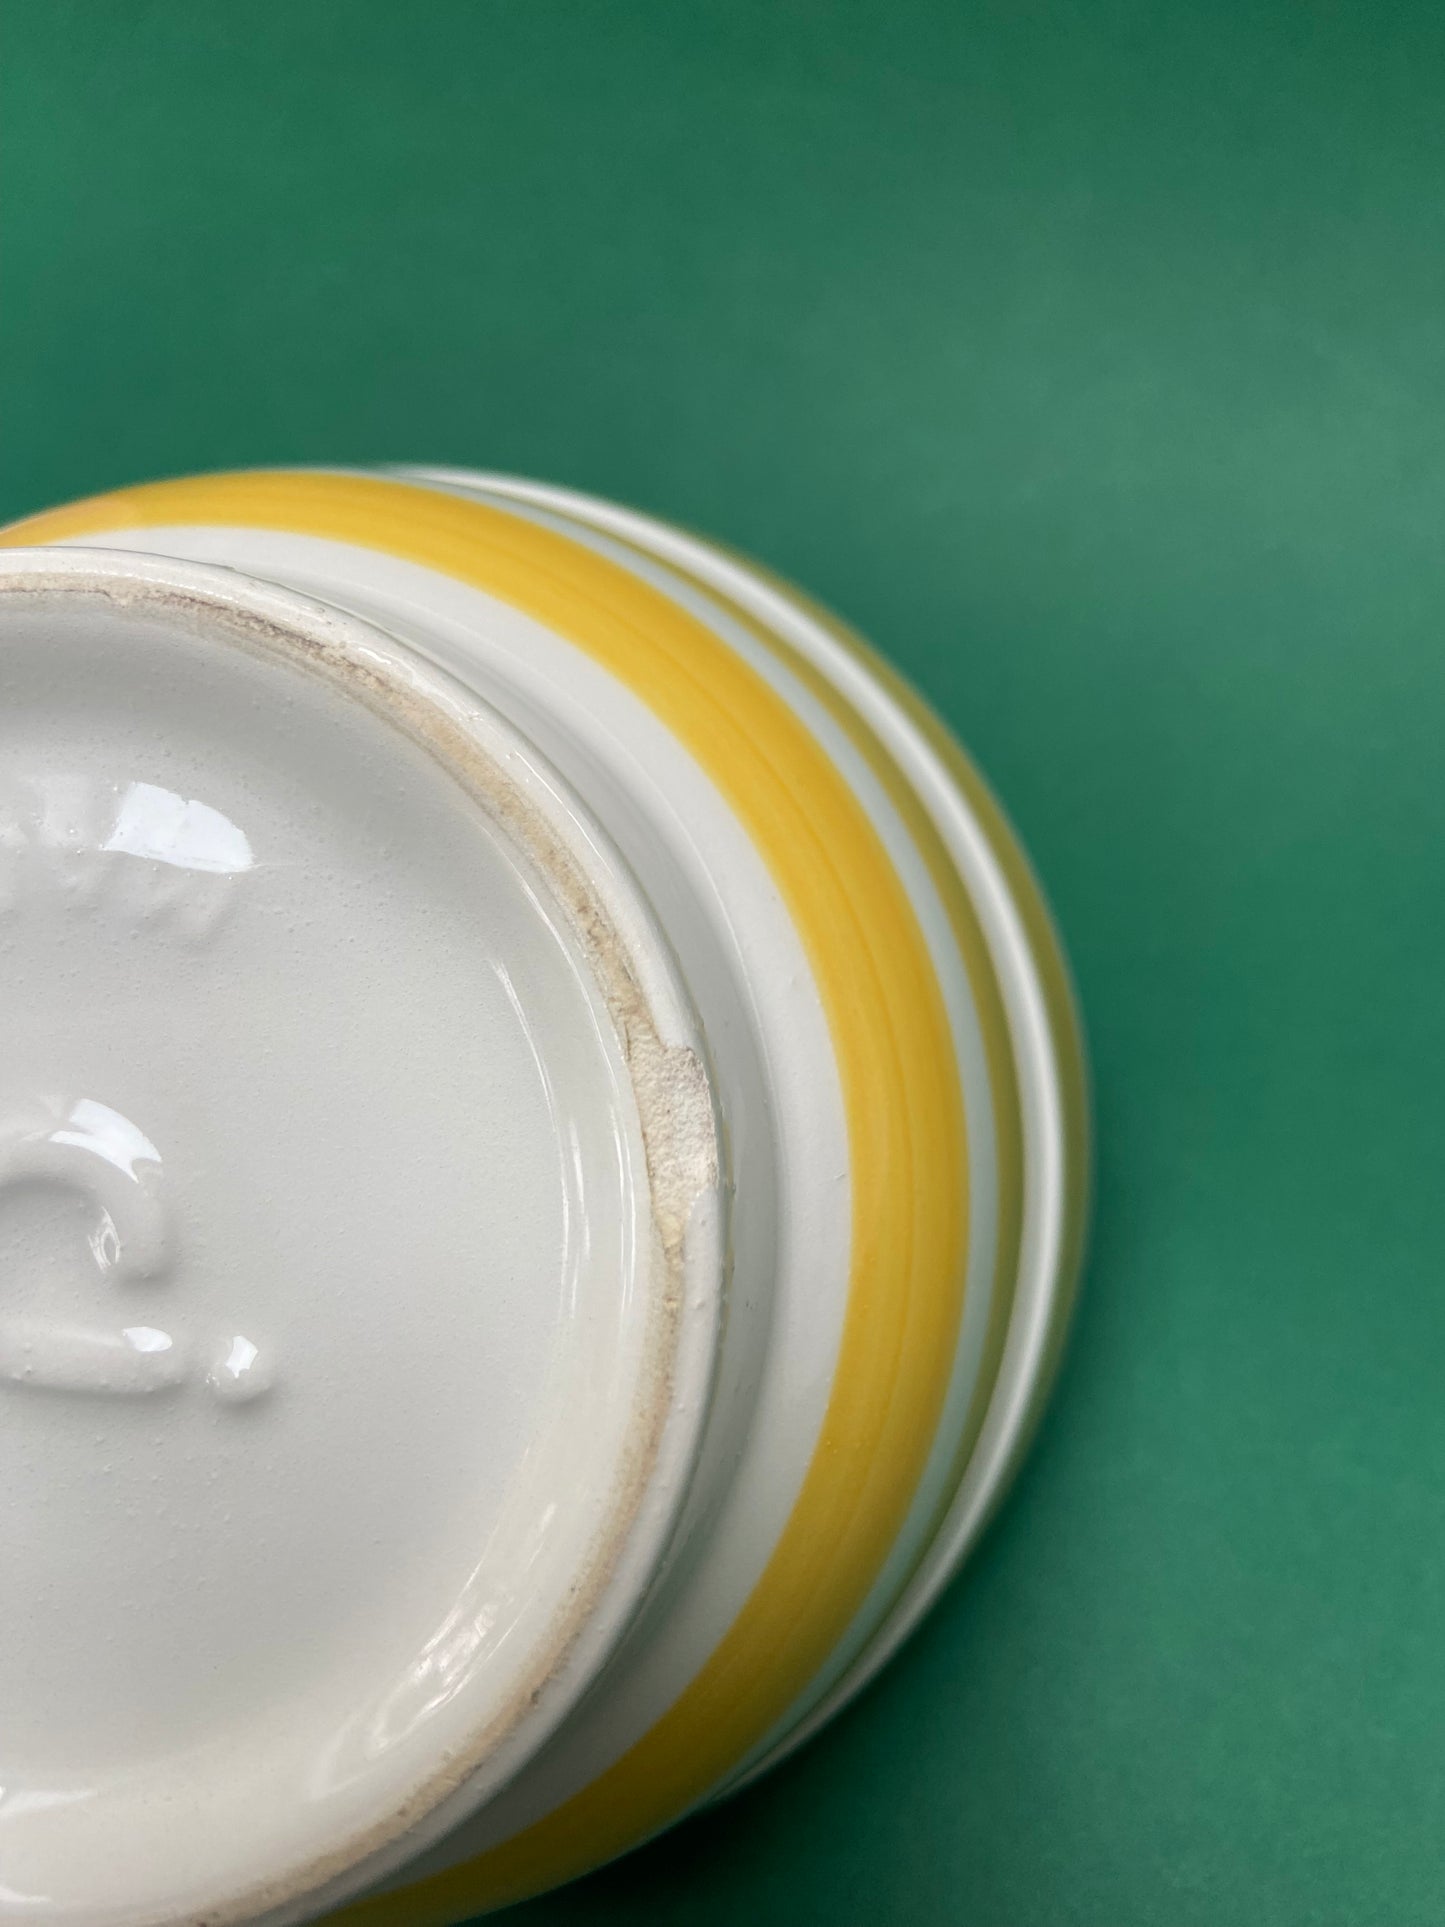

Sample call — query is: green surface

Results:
[5,4,1445,1921]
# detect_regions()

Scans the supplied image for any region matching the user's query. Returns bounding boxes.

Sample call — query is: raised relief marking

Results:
[207,1333,275,1405]
[0,1318,188,1396]
[0,1098,272,1404]
[0,1098,171,1282]
[0,776,255,938]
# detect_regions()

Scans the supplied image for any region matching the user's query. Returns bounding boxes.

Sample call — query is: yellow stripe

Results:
[2,472,971,1920]
[553,512,1025,1568]
[759,566,1091,1438]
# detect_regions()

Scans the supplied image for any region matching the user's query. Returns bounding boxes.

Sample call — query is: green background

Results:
[5,4,1445,1921]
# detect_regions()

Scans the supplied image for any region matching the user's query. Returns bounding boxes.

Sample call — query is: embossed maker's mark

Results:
[0,1098,272,1404]
[0,775,255,940]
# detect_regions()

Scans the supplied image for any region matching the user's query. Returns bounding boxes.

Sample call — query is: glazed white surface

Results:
[0,559,720,1925]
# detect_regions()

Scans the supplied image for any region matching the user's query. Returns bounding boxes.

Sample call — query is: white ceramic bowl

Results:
[0,468,1088,1927]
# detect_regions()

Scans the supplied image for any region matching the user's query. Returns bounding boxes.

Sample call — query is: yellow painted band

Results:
[766,569,1091,1437]
[558,512,1025,1570]
[1,472,971,1921]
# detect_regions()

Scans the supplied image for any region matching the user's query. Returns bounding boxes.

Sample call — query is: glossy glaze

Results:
[0,473,1085,1927]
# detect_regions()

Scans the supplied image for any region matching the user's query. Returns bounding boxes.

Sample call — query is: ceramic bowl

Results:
[0,468,1087,1926]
